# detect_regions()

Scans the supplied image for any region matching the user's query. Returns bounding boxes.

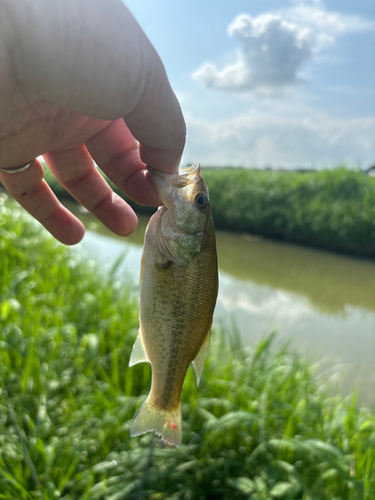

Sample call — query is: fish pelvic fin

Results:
[130,397,182,447]
[129,332,149,366]
[192,329,211,386]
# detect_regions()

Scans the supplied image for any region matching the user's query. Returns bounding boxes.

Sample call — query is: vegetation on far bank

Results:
[204,167,375,259]
[1,193,374,499]
[40,166,375,259]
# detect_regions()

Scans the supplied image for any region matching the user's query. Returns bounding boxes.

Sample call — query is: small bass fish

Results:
[129,163,218,446]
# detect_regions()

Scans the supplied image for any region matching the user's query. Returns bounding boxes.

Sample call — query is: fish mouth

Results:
[177,163,201,183]
[148,163,202,208]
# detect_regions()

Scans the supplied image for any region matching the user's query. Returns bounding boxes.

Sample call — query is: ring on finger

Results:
[0,160,35,175]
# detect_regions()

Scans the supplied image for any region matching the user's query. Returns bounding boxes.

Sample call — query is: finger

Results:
[85,120,161,207]
[6,0,186,172]
[122,64,186,173]
[43,145,138,236]
[0,159,85,245]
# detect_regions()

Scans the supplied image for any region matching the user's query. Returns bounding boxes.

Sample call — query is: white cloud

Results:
[183,110,375,168]
[192,1,374,93]
[285,1,374,37]
[193,14,314,92]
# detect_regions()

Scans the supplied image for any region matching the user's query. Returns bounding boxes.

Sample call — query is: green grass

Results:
[40,166,375,259]
[0,193,374,499]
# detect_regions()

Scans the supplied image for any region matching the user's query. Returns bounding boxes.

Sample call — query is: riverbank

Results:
[42,166,375,259]
[1,193,374,498]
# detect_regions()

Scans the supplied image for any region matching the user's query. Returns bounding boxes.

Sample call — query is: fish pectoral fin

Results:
[130,397,182,447]
[192,329,211,386]
[129,332,149,366]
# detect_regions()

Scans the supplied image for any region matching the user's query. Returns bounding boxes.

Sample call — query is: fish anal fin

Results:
[129,332,149,367]
[130,397,182,447]
[192,330,211,386]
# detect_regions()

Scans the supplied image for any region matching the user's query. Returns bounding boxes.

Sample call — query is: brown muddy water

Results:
[64,201,375,408]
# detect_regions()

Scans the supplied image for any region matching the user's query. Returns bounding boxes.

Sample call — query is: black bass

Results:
[129,163,218,446]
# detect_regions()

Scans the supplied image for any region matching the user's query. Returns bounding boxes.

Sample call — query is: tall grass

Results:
[0,193,374,499]
[203,167,375,258]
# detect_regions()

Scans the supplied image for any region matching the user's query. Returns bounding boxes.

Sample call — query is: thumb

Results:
[3,0,186,172]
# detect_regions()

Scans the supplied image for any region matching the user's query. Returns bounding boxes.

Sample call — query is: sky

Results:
[125,0,375,169]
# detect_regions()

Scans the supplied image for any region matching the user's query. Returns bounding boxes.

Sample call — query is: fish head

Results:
[149,163,213,264]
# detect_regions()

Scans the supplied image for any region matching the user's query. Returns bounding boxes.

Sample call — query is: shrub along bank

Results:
[203,167,375,259]
[41,166,375,259]
[0,193,374,499]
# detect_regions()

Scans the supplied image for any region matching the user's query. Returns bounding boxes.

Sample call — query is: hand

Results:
[0,0,186,244]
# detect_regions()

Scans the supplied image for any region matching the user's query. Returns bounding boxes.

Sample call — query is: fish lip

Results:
[148,163,201,208]
[148,168,173,208]
[177,163,201,181]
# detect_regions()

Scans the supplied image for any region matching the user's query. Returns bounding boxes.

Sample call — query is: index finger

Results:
[85,119,162,207]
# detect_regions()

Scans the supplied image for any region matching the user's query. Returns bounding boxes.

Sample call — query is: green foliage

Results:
[0,194,374,499]
[202,167,375,258]
[40,166,375,259]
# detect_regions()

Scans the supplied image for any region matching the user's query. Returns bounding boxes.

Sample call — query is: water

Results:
[65,202,375,407]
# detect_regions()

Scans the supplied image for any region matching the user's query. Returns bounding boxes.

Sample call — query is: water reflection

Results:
[216,274,375,407]
[217,231,375,316]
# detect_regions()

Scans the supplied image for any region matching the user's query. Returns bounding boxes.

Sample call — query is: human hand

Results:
[0,0,185,244]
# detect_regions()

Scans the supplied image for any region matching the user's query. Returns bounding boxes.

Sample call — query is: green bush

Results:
[40,166,375,259]
[202,167,375,258]
[0,194,374,499]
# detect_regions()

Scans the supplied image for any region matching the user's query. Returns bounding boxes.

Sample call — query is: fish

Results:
[129,163,218,447]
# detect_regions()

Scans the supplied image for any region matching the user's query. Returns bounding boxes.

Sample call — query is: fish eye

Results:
[194,193,209,210]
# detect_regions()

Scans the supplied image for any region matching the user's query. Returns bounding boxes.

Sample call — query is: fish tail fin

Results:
[130,397,182,447]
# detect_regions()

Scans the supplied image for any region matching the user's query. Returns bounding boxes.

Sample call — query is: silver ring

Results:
[0,160,34,175]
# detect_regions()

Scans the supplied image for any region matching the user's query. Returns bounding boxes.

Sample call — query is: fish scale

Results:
[129,163,218,446]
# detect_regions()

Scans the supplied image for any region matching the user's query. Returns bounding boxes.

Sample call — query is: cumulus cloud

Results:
[192,1,374,92]
[286,1,374,37]
[182,111,375,168]
[193,14,314,92]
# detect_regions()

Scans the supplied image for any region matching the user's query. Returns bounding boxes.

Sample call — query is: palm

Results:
[1,100,109,169]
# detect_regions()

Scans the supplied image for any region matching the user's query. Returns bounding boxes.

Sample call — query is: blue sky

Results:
[126,0,375,168]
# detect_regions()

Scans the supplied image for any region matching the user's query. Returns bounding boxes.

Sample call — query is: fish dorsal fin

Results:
[192,330,211,386]
[129,332,149,366]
